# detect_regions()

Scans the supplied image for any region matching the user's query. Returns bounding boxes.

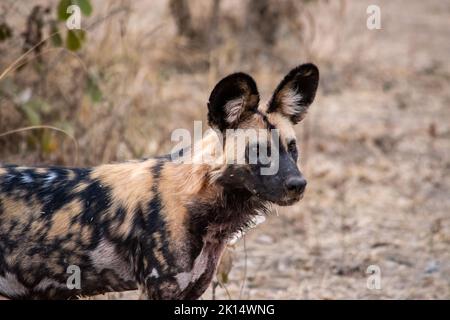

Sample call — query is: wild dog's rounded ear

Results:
[267,63,319,124]
[207,72,260,131]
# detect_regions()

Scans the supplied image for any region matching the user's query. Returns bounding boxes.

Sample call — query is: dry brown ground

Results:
[1,0,449,299]
[208,0,450,300]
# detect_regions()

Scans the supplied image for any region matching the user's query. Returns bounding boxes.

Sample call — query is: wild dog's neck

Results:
[186,175,268,243]
[207,186,268,233]
[158,158,266,241]
[187,190,266,245]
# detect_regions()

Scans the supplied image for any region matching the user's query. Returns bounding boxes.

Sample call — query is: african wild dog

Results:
[0,63,319,299]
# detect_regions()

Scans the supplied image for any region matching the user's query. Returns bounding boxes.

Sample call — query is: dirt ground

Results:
[209,0,450,299]
[1,0,449,299]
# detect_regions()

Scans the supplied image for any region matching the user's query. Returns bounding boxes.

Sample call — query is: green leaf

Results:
[31,99,52,115]
[57,0,72,21]
[21,102,42,126]
[78,0,93,16]
[87,75,102,103]
[66,29,86,51]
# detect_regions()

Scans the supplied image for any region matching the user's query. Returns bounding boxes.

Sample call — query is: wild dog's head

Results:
[207,63,319,206]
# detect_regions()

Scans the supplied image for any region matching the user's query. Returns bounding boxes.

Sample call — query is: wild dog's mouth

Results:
[273,193,304,206]
[249,188,304,206]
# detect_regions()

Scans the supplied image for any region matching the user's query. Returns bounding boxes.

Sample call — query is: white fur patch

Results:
[90,239,134,282]
[280,88,303,116]
[150,268,159,279]
[224,98,244,124]
[175,272,191,292]
[21,173,33,184]
[44,172,57,185]
[174,245,209,291]
[228,214,266,245]
[0,273,29,297]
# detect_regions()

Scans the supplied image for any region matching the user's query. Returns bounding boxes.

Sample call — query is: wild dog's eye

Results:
[287,140,298,161]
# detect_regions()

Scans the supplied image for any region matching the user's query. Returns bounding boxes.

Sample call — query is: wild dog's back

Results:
[0,163,141,299]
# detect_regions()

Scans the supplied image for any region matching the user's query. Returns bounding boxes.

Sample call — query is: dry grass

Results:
[0,0,449,299]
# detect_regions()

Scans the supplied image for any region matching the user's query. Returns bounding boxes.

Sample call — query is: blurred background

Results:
[0,0,449,299]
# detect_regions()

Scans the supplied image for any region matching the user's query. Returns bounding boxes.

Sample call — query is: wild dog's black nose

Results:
[285,177,307,194]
